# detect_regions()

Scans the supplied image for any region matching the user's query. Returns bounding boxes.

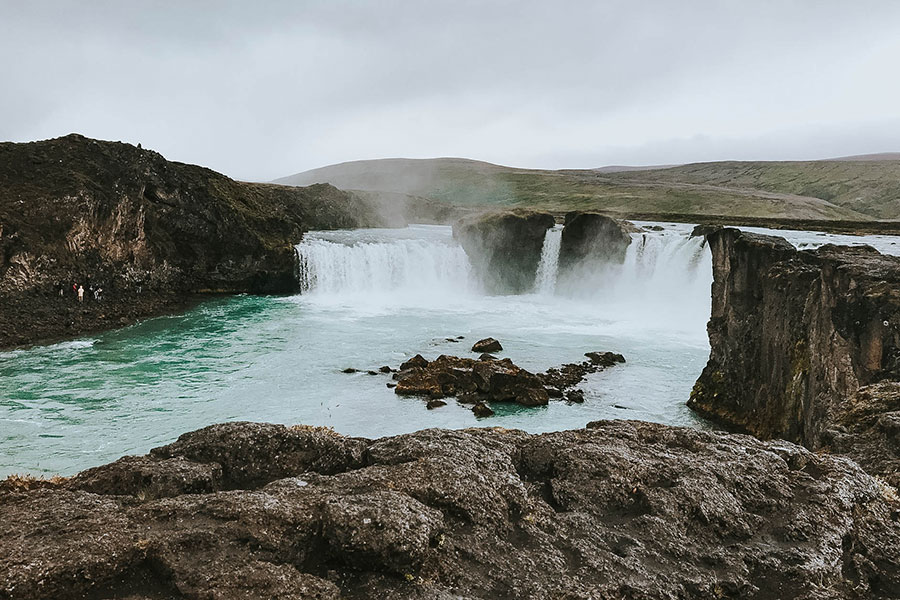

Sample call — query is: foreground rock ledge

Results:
[3,421,900,599]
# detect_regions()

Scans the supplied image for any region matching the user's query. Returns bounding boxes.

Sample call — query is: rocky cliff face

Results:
[557,212,634,289]
[0,134,392,348]
[453,210,554,293]
[689,228,900,484]
[3,420,899,600]
[559,212,633,269]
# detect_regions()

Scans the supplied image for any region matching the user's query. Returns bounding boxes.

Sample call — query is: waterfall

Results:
[296,226,474,297]
[591,228,712,327]
[294,223,712,326]
[619,231,711,294]
[534,226,563,294]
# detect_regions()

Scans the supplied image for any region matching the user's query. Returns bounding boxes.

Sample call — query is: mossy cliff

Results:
[0,134,389,348]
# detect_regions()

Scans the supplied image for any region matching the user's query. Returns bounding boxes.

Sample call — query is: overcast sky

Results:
[2,1,900,180]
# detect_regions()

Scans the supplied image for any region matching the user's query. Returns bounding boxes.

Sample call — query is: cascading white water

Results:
[297,223,714,329]
[296,225,474,297]
[534,226,563,294]
[618,230,712,298]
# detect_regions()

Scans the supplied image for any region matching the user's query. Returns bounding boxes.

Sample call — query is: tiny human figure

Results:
[72,283,78,295]
[77,285,84,303]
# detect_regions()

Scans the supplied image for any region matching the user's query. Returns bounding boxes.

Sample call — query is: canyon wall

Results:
[689,228,900,483]
[0,135,399,347]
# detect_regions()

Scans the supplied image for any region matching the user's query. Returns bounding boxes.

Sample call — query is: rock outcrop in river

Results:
[0,134,418,348]
[391,351,625,412]
[689,227,900,486]
[558,212,634,274]
[3,420,899,599]
[453,210,554,293]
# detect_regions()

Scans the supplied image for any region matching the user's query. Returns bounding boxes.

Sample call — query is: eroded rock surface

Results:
[393,354,550,408]
[471,337,502,353]
[453,210,555,293]
[391,352,624,413]
[0,135,403,348]
[3,420,900,599]
[689,227,900,485]
[558,212,634,275]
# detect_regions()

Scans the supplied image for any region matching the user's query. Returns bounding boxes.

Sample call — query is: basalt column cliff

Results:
[689,228,900,485]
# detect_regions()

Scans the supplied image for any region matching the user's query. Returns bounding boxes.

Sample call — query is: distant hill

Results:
[607,159,900,219]
[826,152,900,162]
[592,164,680,173]
[276,156,896,221]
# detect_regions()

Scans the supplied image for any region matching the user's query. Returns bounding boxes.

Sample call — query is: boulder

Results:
[394,355,548,407]
[392,351,625,411]
[472,402,495,417]
[399,354,429,371]
[585,351,626,366]
[472,337,503,353]
[472,359,549,406]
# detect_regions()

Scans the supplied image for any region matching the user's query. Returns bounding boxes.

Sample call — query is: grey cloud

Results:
[2,0,900,180]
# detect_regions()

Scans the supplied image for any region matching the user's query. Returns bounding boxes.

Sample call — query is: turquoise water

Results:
[0,289,711,477]
[5,223,889,477]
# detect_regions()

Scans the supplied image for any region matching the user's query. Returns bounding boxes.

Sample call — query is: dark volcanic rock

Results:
[558,212,633,276]
[0,135,392,349]
[565,389,585,403]
[826,382,900,488]
[394,354,549,407]
[472,337,503,353]
[538,351,625,394]
[453,210,554,293]
[392,351,626,412]
[472,402,495,417]
[399,354,429,371]
[585,351,626,366]
[689,227,900,485]
[3,420,900,599]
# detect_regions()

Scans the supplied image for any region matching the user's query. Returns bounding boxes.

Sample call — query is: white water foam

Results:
[297,225,474,300]
[534,226,563,294]
[296,223,714,335]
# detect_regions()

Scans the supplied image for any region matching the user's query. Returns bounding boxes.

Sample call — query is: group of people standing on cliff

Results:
[57,281,103,302]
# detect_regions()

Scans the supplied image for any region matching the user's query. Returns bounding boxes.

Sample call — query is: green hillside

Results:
[277,156,900,222]
[605,160,900,219]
